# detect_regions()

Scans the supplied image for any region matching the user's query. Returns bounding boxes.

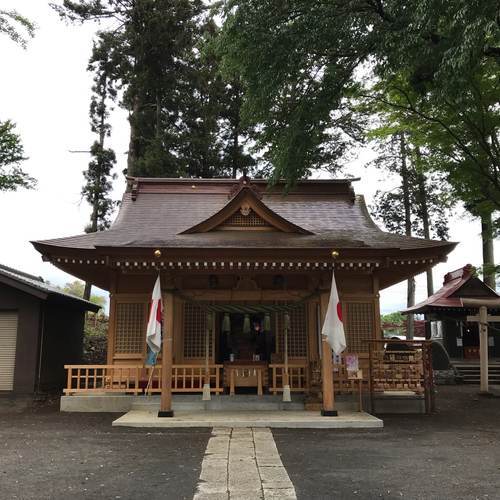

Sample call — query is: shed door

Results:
[0,312,18,391]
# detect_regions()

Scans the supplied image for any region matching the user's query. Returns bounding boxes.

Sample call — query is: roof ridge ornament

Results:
[228,176,263,200]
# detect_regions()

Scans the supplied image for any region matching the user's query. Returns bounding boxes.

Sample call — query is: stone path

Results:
[193,427,297,500]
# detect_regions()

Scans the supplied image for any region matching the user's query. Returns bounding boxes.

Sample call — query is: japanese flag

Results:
[322,271,346,355]
[146,275,163,354]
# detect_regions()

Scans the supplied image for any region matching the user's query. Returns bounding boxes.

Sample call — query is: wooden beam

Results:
[159,291,174,417]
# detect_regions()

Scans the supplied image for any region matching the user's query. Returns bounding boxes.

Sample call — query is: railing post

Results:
[65,366,72,394]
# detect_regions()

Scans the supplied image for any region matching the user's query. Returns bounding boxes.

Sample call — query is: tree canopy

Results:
[53,0,260,179]
[0,9,35,48]
[0,120,35,192]
[218,1,500,202]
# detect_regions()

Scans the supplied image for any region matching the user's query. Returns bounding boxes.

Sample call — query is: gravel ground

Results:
[0,409,210,500]
[1,385,499,500]
[273,385,500,500]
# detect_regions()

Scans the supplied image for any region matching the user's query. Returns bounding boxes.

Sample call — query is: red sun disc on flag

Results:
[336,302,343,322]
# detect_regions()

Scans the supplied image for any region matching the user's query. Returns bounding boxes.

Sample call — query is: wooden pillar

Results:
[106,293,116,365]
[479,305,489,394]
[159,291,174,417]
[307,300,319,362]
[106,271,118,365]
[320,292,337,416]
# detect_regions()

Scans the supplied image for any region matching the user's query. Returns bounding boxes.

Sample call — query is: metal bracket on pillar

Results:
[158,410,174,418]
[321,409,338,417]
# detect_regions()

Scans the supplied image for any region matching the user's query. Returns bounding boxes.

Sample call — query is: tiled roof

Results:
[402,264,499,313]
[33,177,455,253]
[0,263,100,311]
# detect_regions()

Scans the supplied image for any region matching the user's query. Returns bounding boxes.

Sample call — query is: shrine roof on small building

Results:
[32,177,455,255]
[402,264,500,314]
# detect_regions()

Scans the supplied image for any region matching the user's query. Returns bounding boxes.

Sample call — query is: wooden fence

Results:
[64,364,223,395]
[269,363,308,394]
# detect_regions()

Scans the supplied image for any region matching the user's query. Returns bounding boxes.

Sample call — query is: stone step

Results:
[131,394,306,412]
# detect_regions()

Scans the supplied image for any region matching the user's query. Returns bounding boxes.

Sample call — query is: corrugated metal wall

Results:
[0,312,18,391]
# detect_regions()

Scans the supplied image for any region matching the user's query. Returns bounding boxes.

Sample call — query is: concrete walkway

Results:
[194,427,296,500]
[112,410,383,429]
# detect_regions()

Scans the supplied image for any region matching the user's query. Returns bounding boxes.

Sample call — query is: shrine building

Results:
[32,176,455,415]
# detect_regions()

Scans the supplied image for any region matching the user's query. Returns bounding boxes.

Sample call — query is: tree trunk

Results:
[231,104,240,179]
[400,133,415,339]
[481,212,496,290]
[416,167,434,296]
[83,282,92,301]
[127,96,140,177]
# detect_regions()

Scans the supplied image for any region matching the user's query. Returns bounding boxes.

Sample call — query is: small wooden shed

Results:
[0,264,99,395]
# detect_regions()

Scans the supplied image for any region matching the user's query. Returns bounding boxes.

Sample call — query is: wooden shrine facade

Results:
[33,176,455,413]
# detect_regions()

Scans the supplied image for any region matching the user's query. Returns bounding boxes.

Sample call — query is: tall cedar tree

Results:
[53,0,258,179]
[370,134,451,338]
[82,33,117,300]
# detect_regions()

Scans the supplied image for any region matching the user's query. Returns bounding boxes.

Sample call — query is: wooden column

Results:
[320,292,337,416]
[106,271,118,365]
[479,305,489,394]
[159,291,174,417]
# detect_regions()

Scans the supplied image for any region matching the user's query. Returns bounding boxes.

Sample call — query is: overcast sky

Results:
[1,1,497,313]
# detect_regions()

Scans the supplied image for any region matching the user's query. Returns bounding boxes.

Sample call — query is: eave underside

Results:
[35,243,455,292]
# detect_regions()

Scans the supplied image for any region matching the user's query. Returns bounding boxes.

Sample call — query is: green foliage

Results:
[61,280,107,309]
[0,9,35,48]
[381,312,405,326]
[217,0,499,198]
[0,120,36,192]
[83,315,108,364]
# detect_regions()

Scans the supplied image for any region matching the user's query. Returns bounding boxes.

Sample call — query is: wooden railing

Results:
[269,363,309,394]
[64,364,223,395]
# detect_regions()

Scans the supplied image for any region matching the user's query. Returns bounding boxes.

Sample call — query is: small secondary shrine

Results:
[33,176,455,414]
[404,265,500,360]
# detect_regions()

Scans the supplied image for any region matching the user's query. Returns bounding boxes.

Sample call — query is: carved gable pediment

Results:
[180,186,312,235]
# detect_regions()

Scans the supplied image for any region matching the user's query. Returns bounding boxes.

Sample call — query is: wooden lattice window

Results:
[183,303,211,358]
[276,305,308,358]
[115,302,145,354]
[219,209,272,229]
[345,302,374,353]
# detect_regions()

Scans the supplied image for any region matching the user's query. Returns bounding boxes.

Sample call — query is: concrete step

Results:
[131,394,307,412]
